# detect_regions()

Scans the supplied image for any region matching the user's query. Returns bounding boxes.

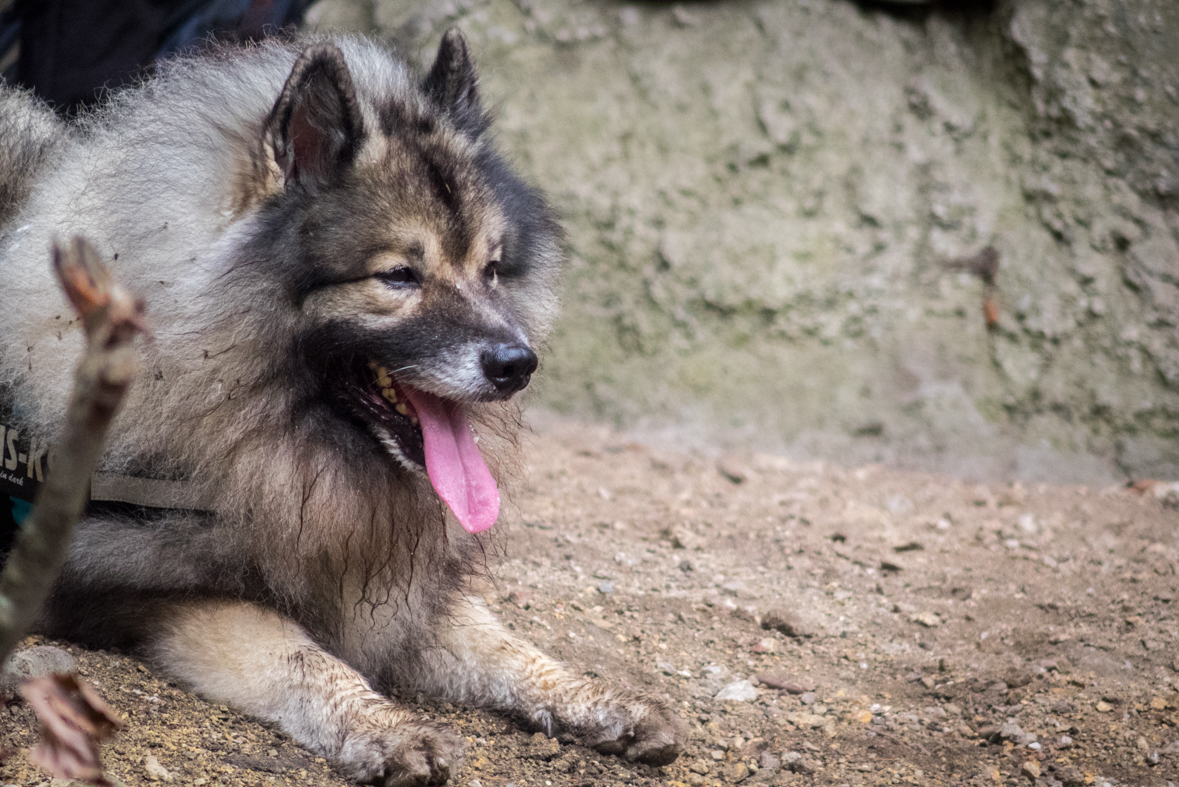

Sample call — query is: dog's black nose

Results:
[481,343,538,394]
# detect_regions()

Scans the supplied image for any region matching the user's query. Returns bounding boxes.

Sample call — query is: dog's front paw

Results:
[337,703,462,787]
[580,691,688,767]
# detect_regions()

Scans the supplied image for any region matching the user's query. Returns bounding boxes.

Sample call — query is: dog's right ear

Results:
[265,44,366,190]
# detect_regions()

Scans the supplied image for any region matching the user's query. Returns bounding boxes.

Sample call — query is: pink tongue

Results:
[402,388,500,533]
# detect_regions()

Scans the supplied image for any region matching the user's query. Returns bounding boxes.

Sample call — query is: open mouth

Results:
[340,360,500,533]
[347,361,426,469]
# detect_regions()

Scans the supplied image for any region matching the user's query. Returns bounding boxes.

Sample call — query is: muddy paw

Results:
[338,705,462,787]
[584,692,688,767]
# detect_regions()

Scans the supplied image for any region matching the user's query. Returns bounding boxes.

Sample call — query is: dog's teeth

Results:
[395,403,409,417]
[380,387,398,403]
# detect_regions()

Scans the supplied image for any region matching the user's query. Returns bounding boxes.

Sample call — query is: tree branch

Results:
[0,236,145,664]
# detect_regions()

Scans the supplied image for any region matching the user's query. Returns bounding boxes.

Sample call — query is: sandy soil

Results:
[1,419,1177,787]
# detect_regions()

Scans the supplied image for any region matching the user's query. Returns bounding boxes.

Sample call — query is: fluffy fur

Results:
[0,31,685,785]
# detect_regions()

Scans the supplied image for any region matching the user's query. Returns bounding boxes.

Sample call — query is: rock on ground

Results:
[0,645,76,700]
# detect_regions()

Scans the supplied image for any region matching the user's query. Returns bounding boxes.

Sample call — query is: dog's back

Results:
[0,88,65,226]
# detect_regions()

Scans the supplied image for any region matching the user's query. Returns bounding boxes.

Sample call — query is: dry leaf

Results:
[982,289,999,328]
[20,673,123,785]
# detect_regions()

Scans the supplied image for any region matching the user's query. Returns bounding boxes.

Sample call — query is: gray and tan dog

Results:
[0,31,685,785]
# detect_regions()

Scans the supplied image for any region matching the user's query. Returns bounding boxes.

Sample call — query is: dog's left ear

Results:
[266,44,366,189]
[423,28,489,136]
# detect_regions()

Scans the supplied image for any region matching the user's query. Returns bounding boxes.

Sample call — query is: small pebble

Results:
[722,762,749,782]
[144,754,174,782]
[751,638,776,653]
[760,611,812,638]
[912,612,940,628]
[714,679,759,702]
[721,581,745,597]
[998,721,1026,744]
[755,672,813,693]
[717,460,746,483]
[0,646,76,700]
[782,751,818,775]
[977,725,1000,743]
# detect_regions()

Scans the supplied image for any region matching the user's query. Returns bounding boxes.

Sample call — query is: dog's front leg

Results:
[397,595,686,765]
[146,600,460,786]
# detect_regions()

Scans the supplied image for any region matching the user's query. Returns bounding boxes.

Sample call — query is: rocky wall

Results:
[310,0,1179,482]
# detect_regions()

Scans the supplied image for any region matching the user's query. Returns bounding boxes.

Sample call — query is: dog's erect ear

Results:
[423,28,487,135]
[266,44,366,189]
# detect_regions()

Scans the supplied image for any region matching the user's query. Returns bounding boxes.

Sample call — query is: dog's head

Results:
[247,32,562,533]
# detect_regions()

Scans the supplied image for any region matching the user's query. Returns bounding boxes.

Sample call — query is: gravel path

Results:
[2,419,1176,787]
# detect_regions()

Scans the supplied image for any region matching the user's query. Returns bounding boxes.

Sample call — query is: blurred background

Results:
[311,0,1179,485]
[5,0,1179,484]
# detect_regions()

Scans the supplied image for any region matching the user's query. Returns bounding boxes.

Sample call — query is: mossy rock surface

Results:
[312,0,1179,482]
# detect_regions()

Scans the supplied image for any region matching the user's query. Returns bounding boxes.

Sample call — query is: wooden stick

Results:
[0,237,144,664]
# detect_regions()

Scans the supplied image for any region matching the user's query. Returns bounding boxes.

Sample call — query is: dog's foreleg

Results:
[147,600,460,786]
[400,595,686,765]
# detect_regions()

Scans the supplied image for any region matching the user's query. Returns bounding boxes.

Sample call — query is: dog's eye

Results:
[375,267,421,289]
[484,260,500,290]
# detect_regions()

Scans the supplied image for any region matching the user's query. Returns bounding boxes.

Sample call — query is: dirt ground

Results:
[1,418,1177,787]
